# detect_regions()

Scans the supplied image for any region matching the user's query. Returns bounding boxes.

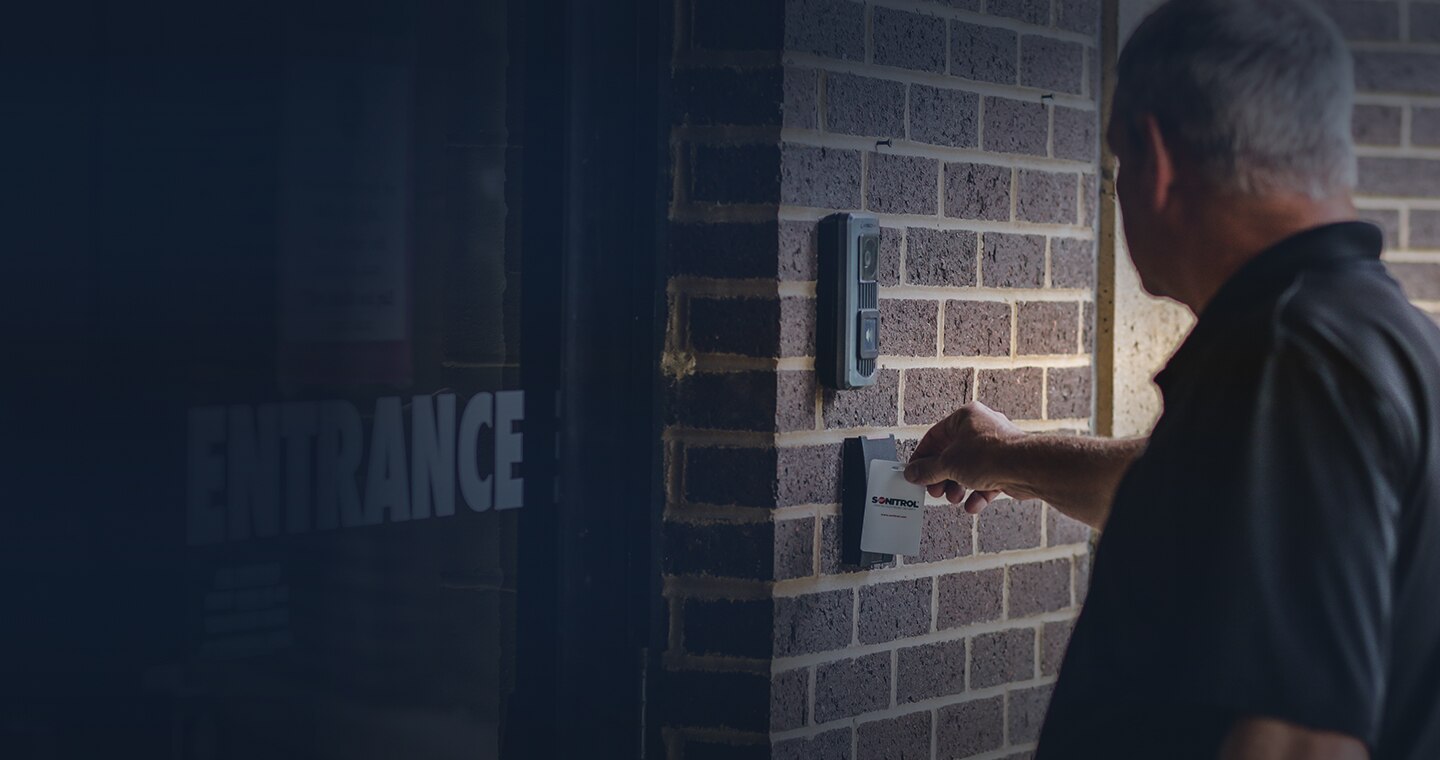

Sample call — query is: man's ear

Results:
[1139,114,1175,213]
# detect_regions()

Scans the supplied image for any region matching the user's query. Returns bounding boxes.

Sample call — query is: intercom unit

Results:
[817,213,881,390]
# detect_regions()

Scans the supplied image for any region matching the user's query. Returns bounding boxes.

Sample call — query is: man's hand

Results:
[903,401,1028,514]
[904,402,1149,530]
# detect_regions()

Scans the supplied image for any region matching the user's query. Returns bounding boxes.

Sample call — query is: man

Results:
[904,1,1440,758]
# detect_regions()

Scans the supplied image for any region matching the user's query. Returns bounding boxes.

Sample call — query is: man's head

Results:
[1108,0,1357,305]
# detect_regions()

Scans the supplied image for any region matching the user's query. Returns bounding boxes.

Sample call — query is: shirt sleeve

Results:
[1158,324,1410,748]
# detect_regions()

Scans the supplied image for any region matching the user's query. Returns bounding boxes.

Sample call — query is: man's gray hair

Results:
[1115,0,1357,198]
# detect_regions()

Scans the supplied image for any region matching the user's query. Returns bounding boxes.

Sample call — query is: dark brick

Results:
[1016,301,1078,355]
[984,231,1042,287]
[910,84,979,148]
[775,589,854,656]
[977,367,1044,419]
[675,67,783,126]
[1076,551,1091,604]
[774,728,852,760]
[1021,36,1083,95]
[826,72,906,137]
[815,652,891,722]
[776,516,816,580]
[1017,170,1078,224]
[778,370,818,432]
[1047,366,1092,421]
[856,710,932,759]
[1418,3,1440,43]
[879,300,939,357]
[1040,619,1074,676]
[1082,301,1095,353]
[691,296,781,356]
[685,598,773,658]
[904,367,973,426]
[970,627,1035,689]
[782,145,864,208]
[1358,209,1400,250]
[951,21,1018,85]
[1355,51,1440,96]
[667,369,773,432]
[1351,104,1402,146]
[780,296,816,358]
[671,221,780,278]
[1315,0,1399,41]
[685,445,779,507]
[1053,106,1098,161]
[945,300,1011,357]
[693,0,785,50]
[977,497,1042,553]
[820,514,844,574]
[1057,0,1100,34]
[1008,684,1054,744]
[874,6,947,73]
[1412,210,1440,249]
[772,667,810,731]
[1087,45,1100,98]
[780,220,819,280]
[1009,558,1073,617]
[988,0,1049,26]
[785,67,821,130]
[906,227,978,286]
[692,144,781,204]
[785,0,866,61]
[1051,238,1095,288]
[867,153,939,215]
[938,696,1004,757]
[665,520,775,579]
[858,577,933,644]
[944,162,1011,222]
[1413,107,1440,148]
[938,568,1004,628]
[823,368,901,427]
[664,669,771,731]
[897,639,967,703]
[778,443,844,506]
[918,502,975,563]
[983,97,1048,155]
[1389,262,1440,300]
[880,226,903,285]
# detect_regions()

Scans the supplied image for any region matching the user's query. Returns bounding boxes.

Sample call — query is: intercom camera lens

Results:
[859,236,879,281]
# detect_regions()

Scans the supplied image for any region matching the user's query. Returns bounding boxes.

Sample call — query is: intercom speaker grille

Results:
[859,281,877,309]
[858,357,875,376]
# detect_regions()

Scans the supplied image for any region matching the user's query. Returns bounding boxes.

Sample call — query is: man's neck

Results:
[1175,193,1358,315]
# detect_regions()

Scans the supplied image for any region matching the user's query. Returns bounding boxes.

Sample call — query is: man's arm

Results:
[1219,717,1367,760]
[902,401,1146,530]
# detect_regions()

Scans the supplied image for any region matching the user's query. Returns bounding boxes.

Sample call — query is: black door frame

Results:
[513,0,669,755]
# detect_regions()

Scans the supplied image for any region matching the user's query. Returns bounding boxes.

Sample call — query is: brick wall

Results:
[1340,0,1440,318]
[661,1,1102,757]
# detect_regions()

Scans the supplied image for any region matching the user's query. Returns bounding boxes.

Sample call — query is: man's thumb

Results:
[904,455,948,486]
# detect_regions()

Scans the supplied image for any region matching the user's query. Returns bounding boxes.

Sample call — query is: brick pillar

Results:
[661,1,1103,757]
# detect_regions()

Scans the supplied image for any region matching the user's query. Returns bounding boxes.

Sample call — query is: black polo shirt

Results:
[1038,222,1440,760]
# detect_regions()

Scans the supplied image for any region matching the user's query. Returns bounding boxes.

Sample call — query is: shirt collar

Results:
[1153,220,1384,393]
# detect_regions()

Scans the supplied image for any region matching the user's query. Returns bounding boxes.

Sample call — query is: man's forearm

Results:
[994,435,1148,530]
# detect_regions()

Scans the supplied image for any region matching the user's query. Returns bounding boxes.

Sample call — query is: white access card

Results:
[860,459,927,556]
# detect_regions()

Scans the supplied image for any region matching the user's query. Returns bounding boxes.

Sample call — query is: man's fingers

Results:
[943,480,966,504]
[904,454,950,486]
[927,482,949,499]
[963,489,1001,514]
